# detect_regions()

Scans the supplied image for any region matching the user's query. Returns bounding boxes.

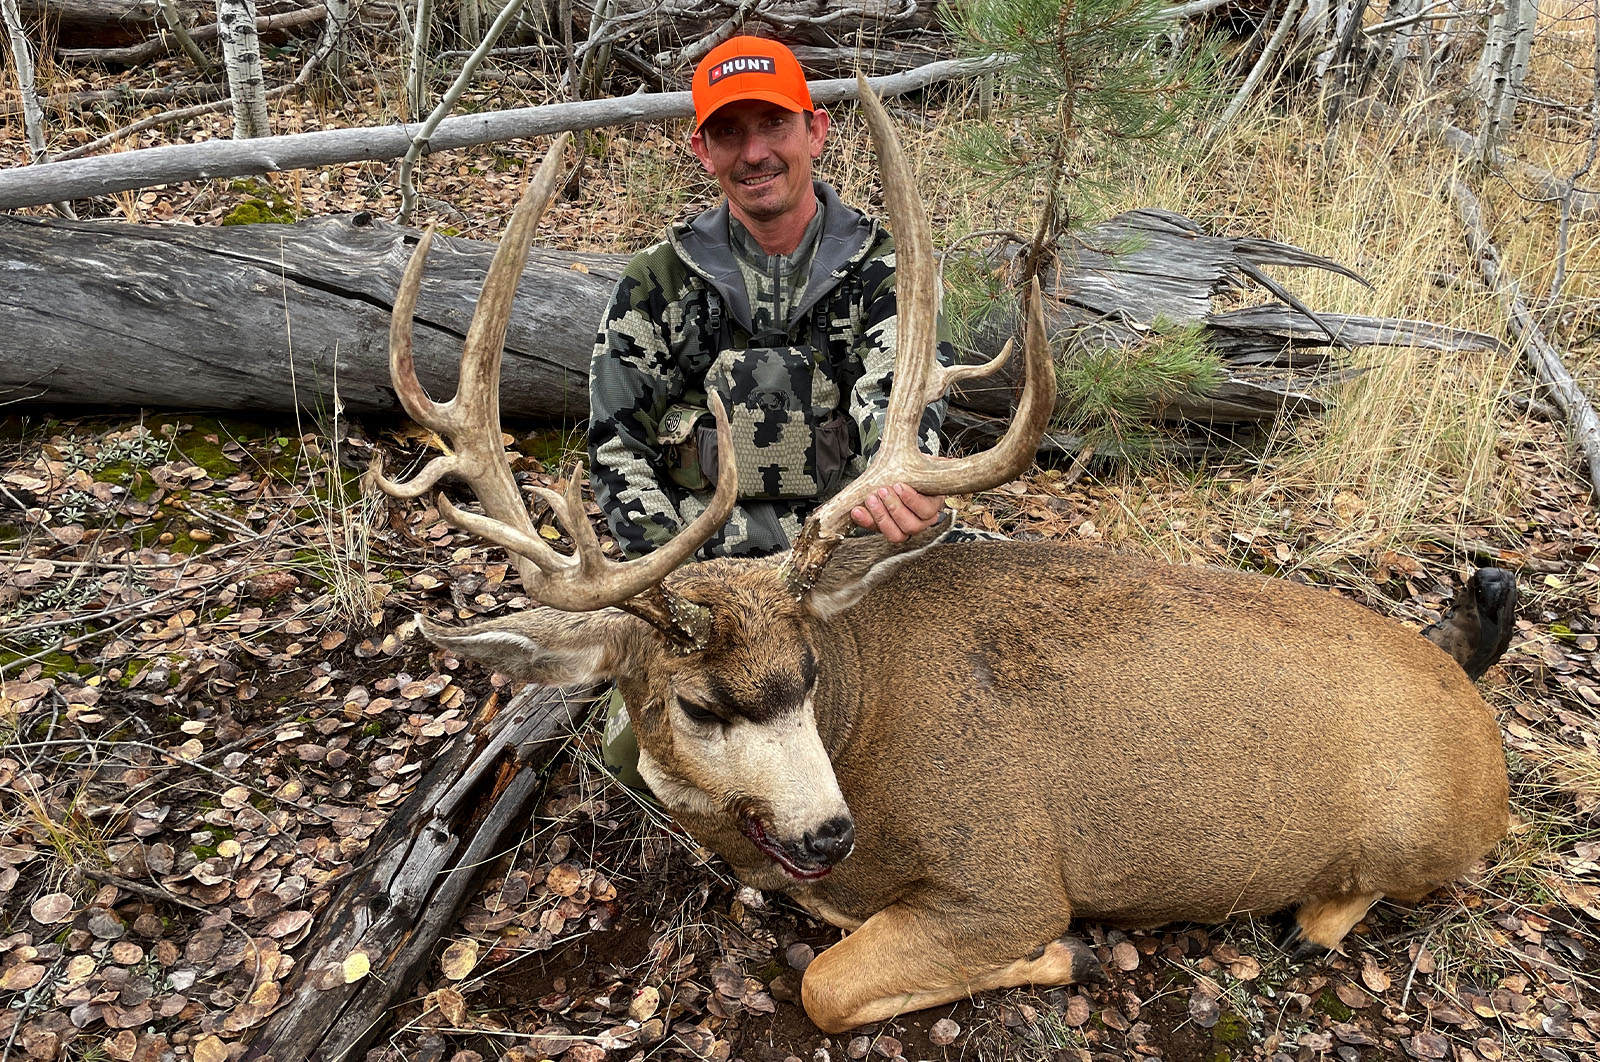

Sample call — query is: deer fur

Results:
[424,527,1511,1032]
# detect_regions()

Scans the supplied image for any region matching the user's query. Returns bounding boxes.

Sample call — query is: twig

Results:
[82,866,214,914]
[1156,0,1233,20]
[1399,925,1437,1009]
[156,0,221,79]
[2,561,222,639]
[673,0,761,66]
[398,0,532,224]
[1363,2,1486,34]
[1451,177,1600,504]
[56,81,303,161]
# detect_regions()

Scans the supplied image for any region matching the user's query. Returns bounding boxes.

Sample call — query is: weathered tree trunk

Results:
[15,0,192,45]
[0,210,1503,428]
[1471,0,1537,160]
[219,0,272,138]
[0,58,1000,209]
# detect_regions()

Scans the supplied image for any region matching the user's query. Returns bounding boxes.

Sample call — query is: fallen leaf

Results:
[1112,941,1140,971]
[0,964,45,990]
[1361,954,1390,993]
[193,1036,230,1062]
[343,950,371,983]
[30,893,74,924]
[440,939,478,980]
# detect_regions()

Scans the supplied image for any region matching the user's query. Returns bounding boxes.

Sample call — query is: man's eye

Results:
[679,700,722,725]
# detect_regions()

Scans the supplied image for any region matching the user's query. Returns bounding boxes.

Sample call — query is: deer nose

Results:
[803,816,856,865]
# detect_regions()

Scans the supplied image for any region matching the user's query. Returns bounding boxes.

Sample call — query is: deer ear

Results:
[417,609,652,685]
[803,519,951,620]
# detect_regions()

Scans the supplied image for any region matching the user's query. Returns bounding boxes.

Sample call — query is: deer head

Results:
[371,80,1057,886]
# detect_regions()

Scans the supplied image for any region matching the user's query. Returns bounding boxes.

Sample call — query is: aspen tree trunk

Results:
[406,0,435,117]
[317,0,348,78]
[1472,0,1537,160]
[458,0,482,46]
[2,0,77,217]
[218,0,271,137]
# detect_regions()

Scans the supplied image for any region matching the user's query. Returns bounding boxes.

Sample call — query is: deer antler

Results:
[784,78,1058,596]
[369,133,740,642]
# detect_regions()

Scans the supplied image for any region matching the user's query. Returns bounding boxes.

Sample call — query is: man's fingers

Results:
[893,483,945,522]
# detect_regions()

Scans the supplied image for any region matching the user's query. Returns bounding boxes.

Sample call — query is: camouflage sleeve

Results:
[848,243,954,463]
[587,258,689,559]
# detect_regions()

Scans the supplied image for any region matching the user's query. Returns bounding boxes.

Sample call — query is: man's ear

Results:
[417,608,652,686]
[802,517,950,620]
[689,130,716,175]
[807,106,830,158]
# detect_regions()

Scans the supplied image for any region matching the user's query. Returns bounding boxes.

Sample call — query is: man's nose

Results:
[739,132,771,166]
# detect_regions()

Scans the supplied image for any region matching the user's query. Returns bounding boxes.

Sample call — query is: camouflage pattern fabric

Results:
[588,180,952,560]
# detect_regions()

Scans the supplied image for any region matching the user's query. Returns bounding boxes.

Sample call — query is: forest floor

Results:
[3,8,1600,1062]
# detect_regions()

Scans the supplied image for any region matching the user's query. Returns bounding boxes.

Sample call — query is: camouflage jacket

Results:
[588,180,952,560]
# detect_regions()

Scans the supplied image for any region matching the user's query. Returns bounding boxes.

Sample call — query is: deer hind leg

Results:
[1284,890,1383,958]
[800,904,1101,1033]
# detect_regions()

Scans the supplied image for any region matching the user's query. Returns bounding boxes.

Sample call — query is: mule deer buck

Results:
[371,84,1512,1032]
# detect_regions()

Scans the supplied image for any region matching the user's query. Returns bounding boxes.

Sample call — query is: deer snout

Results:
[803,815,856,866]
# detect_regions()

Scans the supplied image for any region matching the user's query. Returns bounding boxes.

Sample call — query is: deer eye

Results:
[678,699,723,725]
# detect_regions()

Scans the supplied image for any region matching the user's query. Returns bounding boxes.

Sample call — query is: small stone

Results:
[847,1036,871,1059]
[928,1019,960,1046]
[871,1037,902,1059]
[785,943,816,971]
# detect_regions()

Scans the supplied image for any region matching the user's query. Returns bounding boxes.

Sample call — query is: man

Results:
[587,36,958,787]
[587,35,951,563]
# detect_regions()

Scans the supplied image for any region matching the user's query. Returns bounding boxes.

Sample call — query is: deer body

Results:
[374,87,1509,1033]
[798,539,1508,932]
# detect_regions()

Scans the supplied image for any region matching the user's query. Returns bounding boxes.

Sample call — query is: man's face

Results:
[690,100,830,225]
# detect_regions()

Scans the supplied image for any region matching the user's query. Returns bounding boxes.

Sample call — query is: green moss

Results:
[0,649,80,677]
[1208,1051,1233,1062]
[1314,987,1354,1022]
[361,722,385,737]
[1212,1010,1251,1046]
[222,198,298,225]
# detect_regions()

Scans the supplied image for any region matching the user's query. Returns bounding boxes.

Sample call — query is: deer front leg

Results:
[799,904,1103,1033]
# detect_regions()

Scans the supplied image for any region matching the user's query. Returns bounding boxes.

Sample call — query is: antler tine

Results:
[432,396,740,613]
[785,80,1057,592]
[373,133,572,595]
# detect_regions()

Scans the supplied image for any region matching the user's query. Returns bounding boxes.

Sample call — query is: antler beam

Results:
[369,133,740,622]
[784,77,1058,594]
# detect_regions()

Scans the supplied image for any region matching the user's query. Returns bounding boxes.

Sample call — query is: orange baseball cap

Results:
[691,36,814,131]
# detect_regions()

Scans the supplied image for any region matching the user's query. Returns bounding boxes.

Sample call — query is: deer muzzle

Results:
[741,811,856,880]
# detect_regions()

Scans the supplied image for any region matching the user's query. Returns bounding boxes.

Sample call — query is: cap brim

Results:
[694,90,807,132]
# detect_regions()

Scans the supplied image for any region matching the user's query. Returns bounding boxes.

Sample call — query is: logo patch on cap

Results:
[707,55,777,85]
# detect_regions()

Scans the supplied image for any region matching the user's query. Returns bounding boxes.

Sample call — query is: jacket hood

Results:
[669,181,882,334]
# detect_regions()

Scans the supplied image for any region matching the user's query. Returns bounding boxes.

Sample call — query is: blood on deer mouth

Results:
[741,814,833,881]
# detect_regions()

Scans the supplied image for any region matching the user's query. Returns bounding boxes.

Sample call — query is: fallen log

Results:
[1451,178,1600,502]
[0,58,1001,209]
[54,4,325,65]
[239,680,601,1062]
[0,208,1503,428]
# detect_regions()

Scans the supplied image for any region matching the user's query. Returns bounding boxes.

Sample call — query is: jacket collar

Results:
[670,181,880,334]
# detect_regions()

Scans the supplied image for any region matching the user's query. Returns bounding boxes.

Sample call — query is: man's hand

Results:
[850,483,946,543]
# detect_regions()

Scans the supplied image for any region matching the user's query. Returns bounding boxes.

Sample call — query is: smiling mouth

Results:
[741,814,832,881]
[737,171,782,188]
